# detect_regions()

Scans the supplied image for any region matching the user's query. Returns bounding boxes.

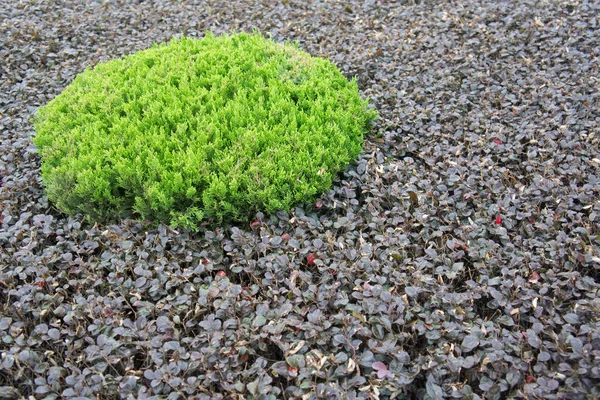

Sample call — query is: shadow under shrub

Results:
[33,32,377,230]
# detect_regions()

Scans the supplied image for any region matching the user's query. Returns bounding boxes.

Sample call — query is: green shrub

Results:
[33,32,377,230]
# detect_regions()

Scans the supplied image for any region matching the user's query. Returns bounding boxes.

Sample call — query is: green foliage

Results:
[33,32,377,229]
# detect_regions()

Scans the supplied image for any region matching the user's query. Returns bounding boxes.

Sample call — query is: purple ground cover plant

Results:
[1,0,599,399]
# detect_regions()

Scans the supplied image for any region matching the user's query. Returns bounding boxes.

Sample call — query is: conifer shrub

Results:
[33,32,377,229]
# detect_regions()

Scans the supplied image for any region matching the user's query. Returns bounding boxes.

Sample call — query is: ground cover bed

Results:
[1,0,599,399]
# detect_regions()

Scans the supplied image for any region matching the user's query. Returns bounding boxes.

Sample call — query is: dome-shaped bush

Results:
[33,32,377,229]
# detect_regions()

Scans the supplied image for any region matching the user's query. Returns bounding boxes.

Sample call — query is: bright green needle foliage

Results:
[33,32,377,230]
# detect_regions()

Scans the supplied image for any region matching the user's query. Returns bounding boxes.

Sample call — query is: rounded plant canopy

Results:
[33,32,377,229]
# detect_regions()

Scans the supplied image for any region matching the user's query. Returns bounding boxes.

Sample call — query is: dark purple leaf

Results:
[461,335,480,352]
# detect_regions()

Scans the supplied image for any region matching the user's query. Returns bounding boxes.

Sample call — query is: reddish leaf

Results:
[307,253,316,265]
[250,220,261,228]
[493,138,502,145]
[372,361,393,379]
[526,375,536,383]
[529,271,541,283]
[281,233,291,241]
[217,270,226,277]
[315,201,323,208]
[495,215,502,225]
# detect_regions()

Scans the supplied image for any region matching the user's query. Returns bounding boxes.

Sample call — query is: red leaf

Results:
[288,366,297,373]
[529,271,541,283]
[315,201,323,208]
[372,361,392,379]
[493,138,502,145]
[217,270,226,277]
[281,233,291,241]
[526,375,536,383]
[495,215,502,225]
[307,253,316,265]
[250,220,261,228]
